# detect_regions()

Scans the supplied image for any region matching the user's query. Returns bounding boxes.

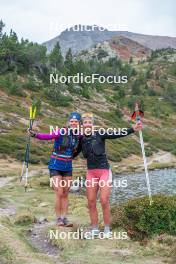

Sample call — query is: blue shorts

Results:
[49,169,72,177]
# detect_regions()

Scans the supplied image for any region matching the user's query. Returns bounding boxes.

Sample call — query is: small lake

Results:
[111,168,176,204]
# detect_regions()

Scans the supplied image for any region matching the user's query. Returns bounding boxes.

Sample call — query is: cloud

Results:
[0,0,175,43]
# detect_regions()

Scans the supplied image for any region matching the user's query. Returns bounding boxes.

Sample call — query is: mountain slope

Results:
[79,36,151,61]
[1,48,176,172]
[43,25,176,54]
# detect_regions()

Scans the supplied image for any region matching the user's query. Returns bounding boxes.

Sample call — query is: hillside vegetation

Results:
[0,20,176,170]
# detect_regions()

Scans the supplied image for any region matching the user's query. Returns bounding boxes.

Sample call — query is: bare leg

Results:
[52,176,63,217]
[99,184,111,225]
[86,182,99,226]
[61,177,72,216]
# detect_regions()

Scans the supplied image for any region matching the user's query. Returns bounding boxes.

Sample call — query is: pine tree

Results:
[65,48,74,74]
[0,19,5,38]
[49,42,63,71]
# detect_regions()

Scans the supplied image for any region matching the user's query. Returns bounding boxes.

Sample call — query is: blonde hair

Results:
[82,112,94,121]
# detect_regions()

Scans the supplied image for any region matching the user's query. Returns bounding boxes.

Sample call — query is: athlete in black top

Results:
[76,112,142,239]
[81,127,134,169]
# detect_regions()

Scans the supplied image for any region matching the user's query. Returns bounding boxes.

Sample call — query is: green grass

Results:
[0,173,176,264]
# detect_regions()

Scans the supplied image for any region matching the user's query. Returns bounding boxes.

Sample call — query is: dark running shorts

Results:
[49,169,72,177]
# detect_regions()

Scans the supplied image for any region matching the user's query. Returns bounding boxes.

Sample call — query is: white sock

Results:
[92,225,99,230]
[104,225,110,232]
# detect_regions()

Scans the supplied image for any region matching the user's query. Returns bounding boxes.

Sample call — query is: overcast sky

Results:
[1,0,176,43]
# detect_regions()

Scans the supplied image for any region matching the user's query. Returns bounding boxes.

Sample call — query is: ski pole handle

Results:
[27,128,36,137]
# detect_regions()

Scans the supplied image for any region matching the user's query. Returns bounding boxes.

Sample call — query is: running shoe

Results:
[62,217,73,227]
[57,217,64,226]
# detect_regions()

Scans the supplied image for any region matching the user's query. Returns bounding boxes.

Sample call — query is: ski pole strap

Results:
[131,103,144,123]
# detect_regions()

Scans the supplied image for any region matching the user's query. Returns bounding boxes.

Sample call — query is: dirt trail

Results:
[0,223,58,264]
[27,220,60,256]
[0,176,61,262]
